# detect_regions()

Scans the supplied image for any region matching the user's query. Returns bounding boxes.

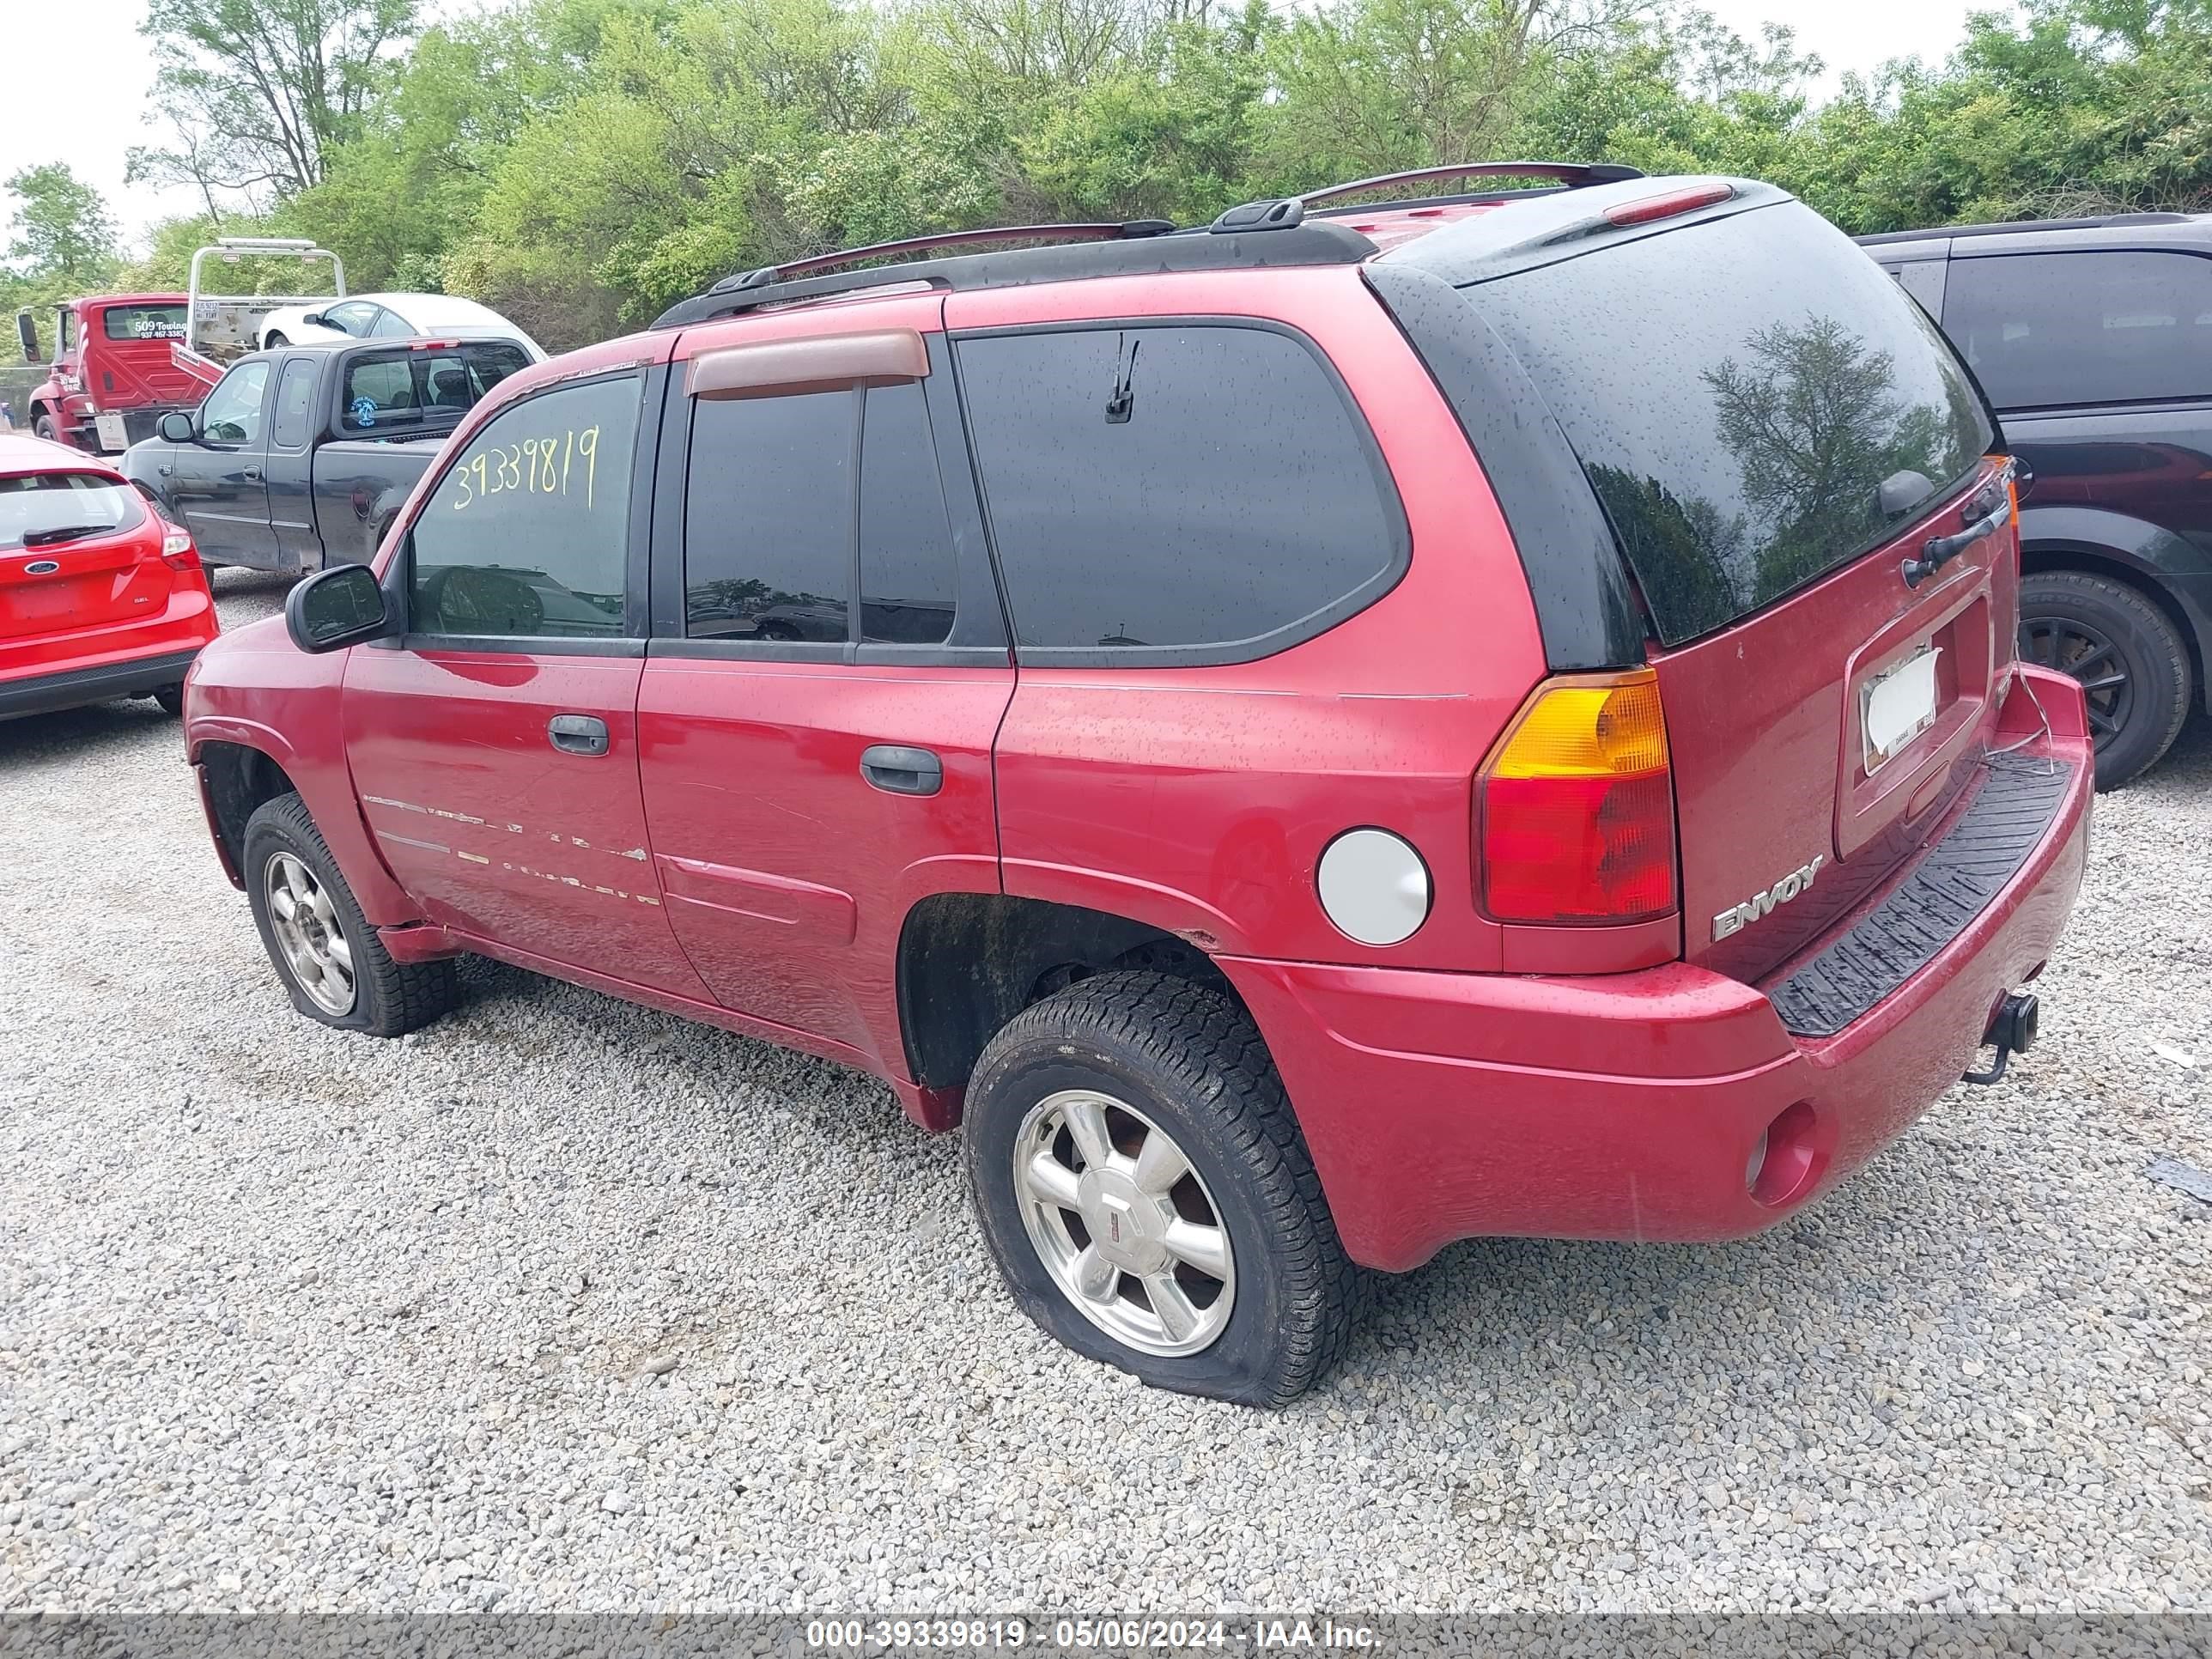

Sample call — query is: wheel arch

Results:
[196,738,302,882]
[2019,537,2208,710]
[894,892,1255,1099]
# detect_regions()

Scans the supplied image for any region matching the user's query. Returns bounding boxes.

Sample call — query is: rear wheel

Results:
[241,792,457,1036]
[2018,568,2191,789]
[962,971,1360,1407]
[151,685,185,716]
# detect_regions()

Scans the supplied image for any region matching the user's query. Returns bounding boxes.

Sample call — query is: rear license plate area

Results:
[1862,647,1942,773]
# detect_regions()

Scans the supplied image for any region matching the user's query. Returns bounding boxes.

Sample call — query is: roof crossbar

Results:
[708,220,1176,298]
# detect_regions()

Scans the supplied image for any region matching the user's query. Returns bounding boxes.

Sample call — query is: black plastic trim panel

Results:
[1767,755,2077,1039]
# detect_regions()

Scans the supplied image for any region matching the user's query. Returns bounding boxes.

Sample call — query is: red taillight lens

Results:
[160,522,200,572]
[1478,669,1678,923]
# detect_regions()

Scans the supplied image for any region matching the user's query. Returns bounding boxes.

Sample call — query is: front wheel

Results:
[2019,568,2191,789]
[33,412,58,443]
[241,792,457,1036]
[962,971,1361,1407]
[261,331,289,349]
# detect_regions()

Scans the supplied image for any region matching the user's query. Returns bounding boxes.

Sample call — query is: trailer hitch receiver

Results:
[1964,991,2039,1085]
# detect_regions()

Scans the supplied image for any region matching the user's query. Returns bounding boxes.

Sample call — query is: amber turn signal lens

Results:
[1486,670,1668,779]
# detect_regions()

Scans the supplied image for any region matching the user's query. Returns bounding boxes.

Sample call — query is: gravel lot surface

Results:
[3,568,2209,1616]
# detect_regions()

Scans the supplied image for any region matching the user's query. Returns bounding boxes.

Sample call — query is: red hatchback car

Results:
[1,434,216,720]
[184,167,2094,1404]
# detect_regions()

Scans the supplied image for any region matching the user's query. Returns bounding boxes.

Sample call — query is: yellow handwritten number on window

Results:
[450,425,601,513]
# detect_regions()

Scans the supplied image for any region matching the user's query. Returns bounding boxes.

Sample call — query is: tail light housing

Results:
[1477,667,1677,923]
[159,521,201,572]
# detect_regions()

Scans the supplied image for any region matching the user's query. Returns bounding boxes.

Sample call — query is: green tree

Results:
[3,165,119,283]
[133,0,424,206]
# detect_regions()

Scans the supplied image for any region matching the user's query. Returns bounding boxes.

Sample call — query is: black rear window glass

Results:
[339,342,530,435]
[100,304,187,341]
[1942,250,2212,410]
[956,324,1404,658]
[1473,201,1995,645]
[0,471,144,550]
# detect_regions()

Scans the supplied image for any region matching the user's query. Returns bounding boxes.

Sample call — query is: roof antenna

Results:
[1105,333,1140,424]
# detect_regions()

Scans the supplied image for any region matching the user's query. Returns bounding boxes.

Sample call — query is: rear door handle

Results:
[242,465,264,482]
[860,744,943,796]
[548,714,611,757]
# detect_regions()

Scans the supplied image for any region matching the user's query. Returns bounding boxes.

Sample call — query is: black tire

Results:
[962,970,1361,1407]
[33,412,58,443]
[262,331,289,349]
[241,792,457,1036]
[2019,568,2192,789]
[151,685,185,716]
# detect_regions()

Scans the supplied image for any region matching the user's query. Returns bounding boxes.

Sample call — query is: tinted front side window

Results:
[956,325,1402,654]
[410,375,639,638]
[683,389,854,641]
[200,362,270,445]
[859,383,957,646]
[1943,251,2212,410]
[1471,200,1995,646]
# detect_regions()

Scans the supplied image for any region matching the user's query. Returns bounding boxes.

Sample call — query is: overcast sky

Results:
[5,0,1989,253]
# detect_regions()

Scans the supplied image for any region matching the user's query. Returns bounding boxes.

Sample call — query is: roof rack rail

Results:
[1854,211,2193,246]
[1301,161,1644,208]
[706,220,1176,298]
[653,216,1375,331]
[1210,161,1644,234]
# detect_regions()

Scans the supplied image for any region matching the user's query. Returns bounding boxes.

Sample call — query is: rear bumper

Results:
[0,646,204,719]
[1219,666,2094,1273]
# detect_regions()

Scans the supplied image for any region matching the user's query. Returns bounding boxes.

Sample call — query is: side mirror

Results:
[15,310,36,365]
[286,562,394,653]
[301,312,325,328]
[158,410,196,443]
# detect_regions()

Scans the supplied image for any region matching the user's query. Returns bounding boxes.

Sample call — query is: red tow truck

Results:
[15,294,204,455]
[16,237,349,456]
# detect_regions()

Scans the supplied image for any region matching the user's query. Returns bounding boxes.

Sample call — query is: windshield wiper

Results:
[20,524,113,548]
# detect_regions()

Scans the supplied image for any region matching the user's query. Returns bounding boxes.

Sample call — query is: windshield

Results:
[101,304,188,342]
[0,471,145,550]
[1473,200,1996,645]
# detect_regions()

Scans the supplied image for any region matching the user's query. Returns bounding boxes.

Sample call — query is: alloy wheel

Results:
[1012,1088,1236,1357]
[2018,613,2133,750]
[264,852,356,1017]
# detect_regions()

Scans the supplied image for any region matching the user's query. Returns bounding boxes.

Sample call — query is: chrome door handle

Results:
[242,465,264,482]
[548,714,610,757]
[860,744,943,796]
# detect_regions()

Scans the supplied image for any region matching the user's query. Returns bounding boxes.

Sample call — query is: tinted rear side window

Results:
[683,389,854,641]
[1942,250,2212,410]
[858,382,957,646]
[955,324,1404,659]
[1472,201,1995,646]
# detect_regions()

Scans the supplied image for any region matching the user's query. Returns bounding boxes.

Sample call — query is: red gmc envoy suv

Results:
[184,165,2094,1405]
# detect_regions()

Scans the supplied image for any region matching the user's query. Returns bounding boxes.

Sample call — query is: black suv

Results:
[1863,213,2212,786]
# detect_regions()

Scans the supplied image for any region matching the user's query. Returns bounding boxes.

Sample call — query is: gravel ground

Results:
[2,567,2209,1616]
